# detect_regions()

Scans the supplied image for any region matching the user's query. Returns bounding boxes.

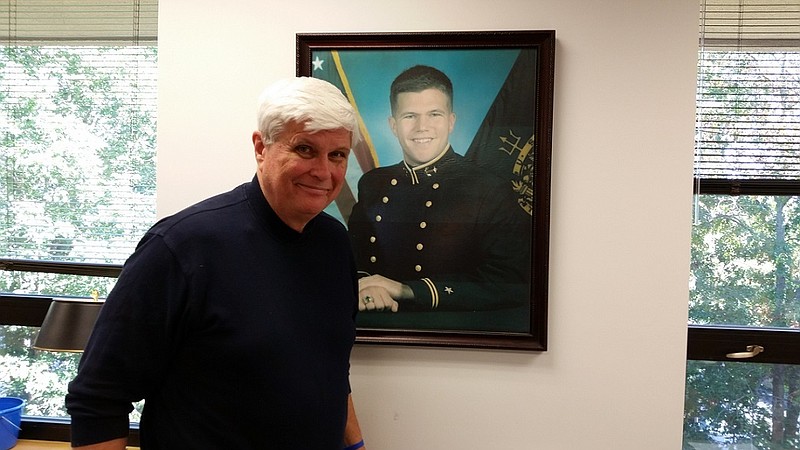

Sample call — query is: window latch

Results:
[725,345,764,359]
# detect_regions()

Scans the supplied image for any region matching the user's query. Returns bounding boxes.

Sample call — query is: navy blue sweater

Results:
[67,177,359,449]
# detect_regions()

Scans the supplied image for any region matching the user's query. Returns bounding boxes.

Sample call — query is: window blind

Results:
[696,0,800,182]
[1,0,157,45]
[0,1,157,265]
[700,0,800,49]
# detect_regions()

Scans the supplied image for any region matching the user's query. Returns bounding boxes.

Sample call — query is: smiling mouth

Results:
[412,138,434,144]
[297,183,330,194]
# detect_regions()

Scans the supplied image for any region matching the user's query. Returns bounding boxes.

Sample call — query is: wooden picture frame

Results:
[297,31,554,350]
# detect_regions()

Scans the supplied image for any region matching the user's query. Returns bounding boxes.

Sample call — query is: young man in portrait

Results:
[347,65,531,332]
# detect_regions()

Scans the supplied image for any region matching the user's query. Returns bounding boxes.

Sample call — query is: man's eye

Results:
[295,145,314,157]
[329,151,348,161]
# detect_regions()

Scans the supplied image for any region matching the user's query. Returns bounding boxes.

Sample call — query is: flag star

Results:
[312,56,325,71]
[444,286,454,294]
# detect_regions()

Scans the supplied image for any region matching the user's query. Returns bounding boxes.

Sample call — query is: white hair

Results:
[256,77,361,148]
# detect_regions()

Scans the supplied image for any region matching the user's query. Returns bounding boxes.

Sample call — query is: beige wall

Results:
[156,1,698,448]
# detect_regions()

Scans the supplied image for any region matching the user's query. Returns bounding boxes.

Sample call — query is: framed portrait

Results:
[297,31,554,351]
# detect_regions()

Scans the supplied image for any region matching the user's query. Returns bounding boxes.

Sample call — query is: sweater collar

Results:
[245,175,311,241]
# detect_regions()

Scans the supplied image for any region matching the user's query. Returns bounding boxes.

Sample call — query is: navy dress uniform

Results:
[348,147,531,321]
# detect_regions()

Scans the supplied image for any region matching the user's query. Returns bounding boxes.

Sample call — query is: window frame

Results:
[1,0,155,444]
[689,0,800,369]
[688,179,800,367]
[0,261,140,443]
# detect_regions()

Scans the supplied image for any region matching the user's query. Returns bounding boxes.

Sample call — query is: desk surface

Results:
[14,441,70,449]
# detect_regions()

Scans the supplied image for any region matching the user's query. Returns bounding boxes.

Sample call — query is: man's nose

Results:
[308,155,332,178]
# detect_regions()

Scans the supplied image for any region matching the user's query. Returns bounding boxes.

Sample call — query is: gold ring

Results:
[362,296,374,304]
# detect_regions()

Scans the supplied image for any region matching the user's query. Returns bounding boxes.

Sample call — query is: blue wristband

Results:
[343,439,365,450]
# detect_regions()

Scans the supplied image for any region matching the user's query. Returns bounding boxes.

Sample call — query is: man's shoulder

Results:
[361,162,403,176]
[356,163,403,188]
[149,183,249,236]
[441,155,507,190]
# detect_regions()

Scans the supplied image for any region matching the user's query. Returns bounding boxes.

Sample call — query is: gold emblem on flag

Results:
[499,130,535,216]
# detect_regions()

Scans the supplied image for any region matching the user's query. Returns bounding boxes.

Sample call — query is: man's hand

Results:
[358,284,399,312]
[357,275,414,312]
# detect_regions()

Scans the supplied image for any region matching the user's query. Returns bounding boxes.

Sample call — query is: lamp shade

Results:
[33,299,103,352]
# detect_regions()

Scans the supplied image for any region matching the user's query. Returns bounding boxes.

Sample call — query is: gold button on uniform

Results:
[375,215,382,222]
[370,256,377,263]
[416,243,423,250]
[382,196,389,203]
[415,265,422,272]
[419,222,427,229]
[391,179,398,186]
[432,183,440,189]
[370,236,376,243]
[425,201,432,207]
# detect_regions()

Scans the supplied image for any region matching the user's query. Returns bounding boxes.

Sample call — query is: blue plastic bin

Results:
[0,397,24,450]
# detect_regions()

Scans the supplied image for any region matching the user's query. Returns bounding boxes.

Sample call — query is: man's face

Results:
[389,88,455,166]
[253,121,351,231]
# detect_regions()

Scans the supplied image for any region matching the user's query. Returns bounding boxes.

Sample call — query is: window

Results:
[0,0,157,442]
[685,1,800,448]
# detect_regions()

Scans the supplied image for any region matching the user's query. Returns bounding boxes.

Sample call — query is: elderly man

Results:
[67,77,367,450]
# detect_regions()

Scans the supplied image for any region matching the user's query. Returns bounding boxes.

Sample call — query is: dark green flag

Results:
[465,48,537,218]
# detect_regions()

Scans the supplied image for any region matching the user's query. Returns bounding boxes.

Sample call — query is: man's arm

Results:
[344,394,366,448]
[68,234,180,447]
[71,437,127,450]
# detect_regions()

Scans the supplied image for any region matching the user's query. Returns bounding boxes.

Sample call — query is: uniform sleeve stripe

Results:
[421,277,438,309]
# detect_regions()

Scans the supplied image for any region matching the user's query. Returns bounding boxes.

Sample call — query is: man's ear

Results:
[253,132,266,160]
[388,116,398,137]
